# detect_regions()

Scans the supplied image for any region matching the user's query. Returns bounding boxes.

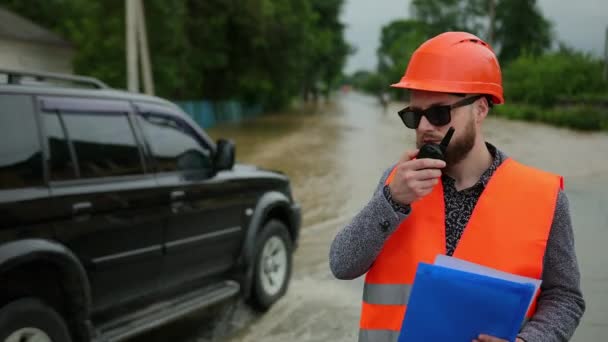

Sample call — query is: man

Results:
[329,32,585,342]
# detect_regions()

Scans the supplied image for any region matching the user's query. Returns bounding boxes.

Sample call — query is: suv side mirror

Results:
[214,138,235,171]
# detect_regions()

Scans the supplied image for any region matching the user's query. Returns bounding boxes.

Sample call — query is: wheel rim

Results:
[259,235,288,296]
[5,328,52,342]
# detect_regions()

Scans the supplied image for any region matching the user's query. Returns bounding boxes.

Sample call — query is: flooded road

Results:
[132,92,608,341]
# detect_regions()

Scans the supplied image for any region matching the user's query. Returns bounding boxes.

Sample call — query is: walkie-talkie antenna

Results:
[439,127,455,153]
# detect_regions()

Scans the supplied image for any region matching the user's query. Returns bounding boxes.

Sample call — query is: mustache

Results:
[419,134,444,142]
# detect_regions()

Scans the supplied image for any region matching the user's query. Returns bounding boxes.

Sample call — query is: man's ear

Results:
[475,97,490,122]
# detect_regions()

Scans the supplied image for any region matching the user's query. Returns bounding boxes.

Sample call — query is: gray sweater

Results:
[329,152,585,341]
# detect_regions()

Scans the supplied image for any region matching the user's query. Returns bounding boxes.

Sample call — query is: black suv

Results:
[0,70,301,342]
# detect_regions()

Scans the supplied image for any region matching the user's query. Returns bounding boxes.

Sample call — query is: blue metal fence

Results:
[174,100,263,128]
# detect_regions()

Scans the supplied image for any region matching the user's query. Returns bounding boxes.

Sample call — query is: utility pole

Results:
[136,0,154,95]
[126,0,154,94]
[604,25,607,82]
[126,0,139,92]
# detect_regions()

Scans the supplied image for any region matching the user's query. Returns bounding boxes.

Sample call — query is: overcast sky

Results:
[341,0,608,74]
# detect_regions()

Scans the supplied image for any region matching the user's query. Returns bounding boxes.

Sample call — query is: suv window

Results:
[0,94,43,189]
[138,114,212,174]
[43,112,76,181]
[61,112,144,179]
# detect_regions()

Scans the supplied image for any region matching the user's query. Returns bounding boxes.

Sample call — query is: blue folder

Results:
[398,262,536,342]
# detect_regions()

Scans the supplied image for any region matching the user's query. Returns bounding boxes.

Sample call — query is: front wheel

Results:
[0,298,72,342]
[250,220,293,311]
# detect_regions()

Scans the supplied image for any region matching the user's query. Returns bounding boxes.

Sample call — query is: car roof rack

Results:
[0,68,109,89]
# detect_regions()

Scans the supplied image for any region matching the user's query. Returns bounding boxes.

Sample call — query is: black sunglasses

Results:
[397,95,483,129]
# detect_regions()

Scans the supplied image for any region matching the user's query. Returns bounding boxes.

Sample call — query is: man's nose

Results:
[417,115,434,132]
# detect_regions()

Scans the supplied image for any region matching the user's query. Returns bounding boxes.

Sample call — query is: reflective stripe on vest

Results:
[359,283,411,341]
[359,329,400,342]
[358,319,531,341]
[363,283,412,305]
[358,158,562,340]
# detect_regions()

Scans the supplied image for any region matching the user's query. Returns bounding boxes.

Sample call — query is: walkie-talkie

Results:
[417,127,455,162]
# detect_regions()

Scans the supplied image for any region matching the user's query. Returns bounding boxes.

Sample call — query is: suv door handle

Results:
[72,202,92,217]
[170,191,186,214]
[170,191,185,201]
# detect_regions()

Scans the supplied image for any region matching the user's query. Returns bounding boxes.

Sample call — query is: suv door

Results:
[134,103,245,290]
[38,97,164,315]
[0,94,51,239]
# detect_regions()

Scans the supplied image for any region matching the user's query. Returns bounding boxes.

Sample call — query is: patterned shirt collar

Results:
[442,142,506,191]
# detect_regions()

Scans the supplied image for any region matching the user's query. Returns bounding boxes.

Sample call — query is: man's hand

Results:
[388,149,446,206]
[473,334,524,342]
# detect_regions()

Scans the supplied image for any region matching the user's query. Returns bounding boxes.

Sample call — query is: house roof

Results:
[0,7,73,48]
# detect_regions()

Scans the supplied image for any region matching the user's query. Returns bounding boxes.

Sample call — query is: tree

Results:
[0,0,146,92]
[300,0,352,102]
[410,0,553,65]
[494,0,553,64]
[376,19,430,98]
[1,0,350,110]
[410,0,480,36]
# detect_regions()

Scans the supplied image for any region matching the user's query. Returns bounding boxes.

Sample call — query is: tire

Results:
[0,298,72,342]
[250,220,293,311]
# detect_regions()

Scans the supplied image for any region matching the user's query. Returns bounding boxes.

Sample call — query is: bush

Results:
[503,51,608,107]
[556,93,608,107]
[493,104,608,131]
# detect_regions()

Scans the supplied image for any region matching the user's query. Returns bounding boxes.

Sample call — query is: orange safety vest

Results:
[358,158,563,342]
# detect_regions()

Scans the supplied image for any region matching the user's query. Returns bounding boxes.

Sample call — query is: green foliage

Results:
[410,0,553,63]
[353,0,606,131]
[494,104,608,131]
[495,46,608,131]
[557,93,608,104]
[494,0,553,63]
[347,70,382,96]
[0,0,130,91]
[410,0,475,36]
[348,70,373,90]
[503,50,608,107]
[363,0,556,99]
[300,0,353,102]
[0,0,351,110]
[361,73,387,95]
[376,19,429,95]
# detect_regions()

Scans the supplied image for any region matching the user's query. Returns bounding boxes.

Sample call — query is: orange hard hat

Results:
[391,32,504,104]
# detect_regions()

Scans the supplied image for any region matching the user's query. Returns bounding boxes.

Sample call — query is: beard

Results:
[416,117,476,166]
[445,118,476,166]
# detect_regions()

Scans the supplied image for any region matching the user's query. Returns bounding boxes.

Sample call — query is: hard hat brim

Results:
[390,79,504,105]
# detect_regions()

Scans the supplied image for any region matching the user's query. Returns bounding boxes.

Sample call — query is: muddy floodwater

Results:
[130,92,608,342]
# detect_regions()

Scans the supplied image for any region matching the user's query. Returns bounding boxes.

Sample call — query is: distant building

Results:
[0,7,75,74]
